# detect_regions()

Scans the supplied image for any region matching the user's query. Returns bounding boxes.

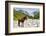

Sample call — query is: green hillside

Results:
[13,11,27,20]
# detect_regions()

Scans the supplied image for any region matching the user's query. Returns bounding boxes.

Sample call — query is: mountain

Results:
[13,9,40,20]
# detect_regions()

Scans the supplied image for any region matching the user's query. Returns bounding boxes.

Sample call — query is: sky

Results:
[15,8,39,16]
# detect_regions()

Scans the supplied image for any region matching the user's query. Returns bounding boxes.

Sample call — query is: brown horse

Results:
[18,16,27,27]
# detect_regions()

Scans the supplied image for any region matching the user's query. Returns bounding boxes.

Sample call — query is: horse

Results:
[18,16,27,27]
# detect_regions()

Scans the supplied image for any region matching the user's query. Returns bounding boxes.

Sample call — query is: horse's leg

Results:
[18,20,20,27]
[21,22,24,27]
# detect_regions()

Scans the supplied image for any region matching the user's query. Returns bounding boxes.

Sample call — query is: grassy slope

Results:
[14,11,26,20]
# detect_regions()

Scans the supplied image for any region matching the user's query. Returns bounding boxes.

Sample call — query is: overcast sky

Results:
[15,8,39,16]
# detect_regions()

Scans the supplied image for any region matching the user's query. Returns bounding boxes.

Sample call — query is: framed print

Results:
[5,1,45,35]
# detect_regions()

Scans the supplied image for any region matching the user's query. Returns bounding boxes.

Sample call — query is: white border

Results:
[8,3,43,33]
